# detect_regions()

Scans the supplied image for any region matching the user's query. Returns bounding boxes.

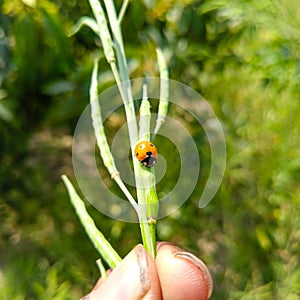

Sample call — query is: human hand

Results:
[81,242,213,300]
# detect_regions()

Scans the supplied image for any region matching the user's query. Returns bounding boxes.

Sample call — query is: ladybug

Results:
[134,141,158,168]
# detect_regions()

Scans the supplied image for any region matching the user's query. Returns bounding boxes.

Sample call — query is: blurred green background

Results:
[1,0,300,299]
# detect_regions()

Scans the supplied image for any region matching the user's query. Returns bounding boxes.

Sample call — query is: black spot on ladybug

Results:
[146,151,152,156]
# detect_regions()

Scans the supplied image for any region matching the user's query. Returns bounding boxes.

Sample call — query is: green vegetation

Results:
[1,0,300,299]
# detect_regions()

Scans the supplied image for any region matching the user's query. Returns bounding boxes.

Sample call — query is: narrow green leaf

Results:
[90,59,139,214]
[61,175,122,269]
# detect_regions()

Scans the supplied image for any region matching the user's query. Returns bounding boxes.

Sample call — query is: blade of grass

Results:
[61,175,122,269]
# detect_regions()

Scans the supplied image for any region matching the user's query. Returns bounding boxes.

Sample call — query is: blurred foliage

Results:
[1,0,300,299]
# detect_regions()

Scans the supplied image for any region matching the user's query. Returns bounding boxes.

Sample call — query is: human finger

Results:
[155,242,213,300]
[81,244,162,300]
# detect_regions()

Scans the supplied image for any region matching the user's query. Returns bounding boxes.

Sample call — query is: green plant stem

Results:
[135,84,158,258]
[80,0,158,258]
[96,259,107,279]
[61,175,122,269]
[87,0,137,145]
[101,0,157,257]
[88,0,115,63]
[101,0,138,145]
[118,0,130,24]
[103,0,130,82]
[86,0,137,143]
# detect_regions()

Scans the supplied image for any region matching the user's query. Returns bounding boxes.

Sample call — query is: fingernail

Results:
[175,252,213,298]
[134,244,151,297]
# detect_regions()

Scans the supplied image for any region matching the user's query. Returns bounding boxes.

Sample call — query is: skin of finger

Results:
[89,269,112,291]
[86,244,162,300]
[155,242,211,300]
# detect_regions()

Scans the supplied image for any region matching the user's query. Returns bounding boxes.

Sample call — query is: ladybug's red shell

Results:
[134,141,158,168]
